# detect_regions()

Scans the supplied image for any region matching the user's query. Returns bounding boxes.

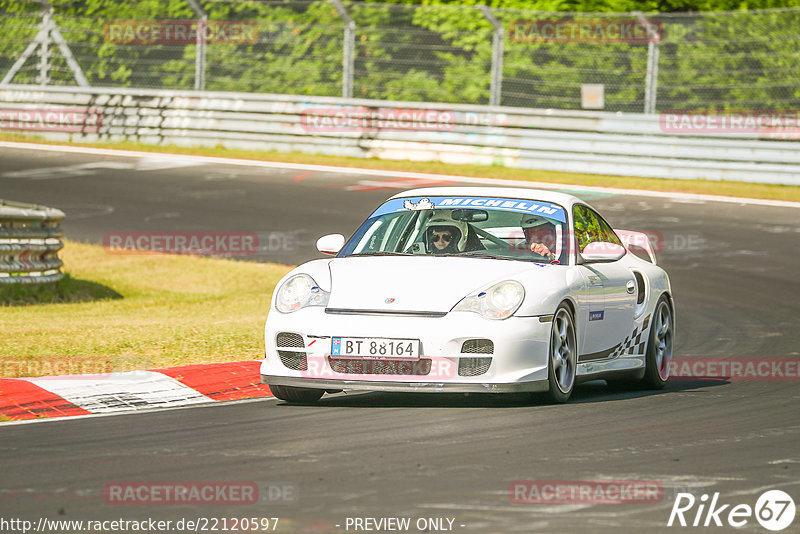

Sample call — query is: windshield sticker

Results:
[372,196,567,223]
[403,198,435,210]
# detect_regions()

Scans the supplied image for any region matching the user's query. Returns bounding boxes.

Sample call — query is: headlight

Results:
[275,274,329,313]
[452,280,525,320]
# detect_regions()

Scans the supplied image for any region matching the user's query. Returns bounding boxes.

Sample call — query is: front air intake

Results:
[459,339,493,376]
[329,358,432,376]
[278,351,308,371]
[276,332,304,348]
[276,332,307,370]
[458,357,492,376]
[461,339,494,354]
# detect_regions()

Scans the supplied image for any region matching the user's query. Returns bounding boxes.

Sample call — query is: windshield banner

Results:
[370,196,567,223]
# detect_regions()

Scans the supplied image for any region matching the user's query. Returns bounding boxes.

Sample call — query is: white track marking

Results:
[1,141,798,208]
[134,156,201,171]
[2,161,134,179]
[25,371,212,413]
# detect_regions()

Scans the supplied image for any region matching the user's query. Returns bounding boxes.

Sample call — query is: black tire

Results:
[642,296,673,389]
[269,384,324,403]
[544,303,577,403]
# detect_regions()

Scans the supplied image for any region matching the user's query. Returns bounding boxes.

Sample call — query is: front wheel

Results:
[642,296,673,389]
[269,384,324,403]
[545,304,577,403]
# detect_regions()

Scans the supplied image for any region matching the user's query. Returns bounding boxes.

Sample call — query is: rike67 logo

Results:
[668,490,796,531]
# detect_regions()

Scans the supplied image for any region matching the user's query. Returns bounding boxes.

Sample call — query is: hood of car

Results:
[326,256,535,313]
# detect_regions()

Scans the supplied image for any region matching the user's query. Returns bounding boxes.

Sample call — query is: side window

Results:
[596,214,622,246]
[572,205,622,252]
[573,205,592,252]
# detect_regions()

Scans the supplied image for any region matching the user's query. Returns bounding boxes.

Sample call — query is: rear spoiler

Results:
[615,229,657,265]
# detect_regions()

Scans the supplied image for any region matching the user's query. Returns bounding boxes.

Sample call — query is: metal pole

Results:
[186,0,207,91]
[646,41,660,114]
[49,12,90,86]
[478,5,503,107]
[1,2,89,87]
[635,11,660,114]
[38,9,52,86]
[330,0,355,99]
[196,16,207,90]
[1,32,42,86]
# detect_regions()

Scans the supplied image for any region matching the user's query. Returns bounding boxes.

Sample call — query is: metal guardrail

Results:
[0,199,65,284]
[0,85,799,185]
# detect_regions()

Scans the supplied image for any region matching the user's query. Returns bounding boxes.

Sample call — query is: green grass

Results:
[2,132,799,202]
[0,240,291,378]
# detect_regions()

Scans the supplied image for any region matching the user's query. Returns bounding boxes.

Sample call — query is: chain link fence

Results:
[0,1,798,112]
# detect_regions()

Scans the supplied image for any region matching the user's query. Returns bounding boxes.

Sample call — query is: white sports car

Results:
[261,187,674,403]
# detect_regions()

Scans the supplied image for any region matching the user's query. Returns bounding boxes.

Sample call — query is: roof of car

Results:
[388,187,583,208]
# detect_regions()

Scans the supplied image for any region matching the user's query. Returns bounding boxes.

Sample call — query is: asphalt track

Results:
[1,145,799,533]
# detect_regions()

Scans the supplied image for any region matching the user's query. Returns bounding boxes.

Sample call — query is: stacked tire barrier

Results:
[0,200,65,285]
[0,85,799,185]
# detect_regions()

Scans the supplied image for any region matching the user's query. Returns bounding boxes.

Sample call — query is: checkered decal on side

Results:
[608,315,651,358]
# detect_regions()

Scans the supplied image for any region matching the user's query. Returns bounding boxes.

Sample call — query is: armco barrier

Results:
[0,199,65,285]
[0,86,799,185]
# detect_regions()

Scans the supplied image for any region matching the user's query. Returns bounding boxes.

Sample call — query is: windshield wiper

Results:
[459,252,516,261]
[349,252,411,257]
[460,251,553,263]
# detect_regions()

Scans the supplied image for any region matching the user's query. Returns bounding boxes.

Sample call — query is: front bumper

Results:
[261,374,548,393]
[260,307,553,393]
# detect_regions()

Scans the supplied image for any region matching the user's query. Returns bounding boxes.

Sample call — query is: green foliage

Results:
[573,204,621,251]
[0,0,797,110]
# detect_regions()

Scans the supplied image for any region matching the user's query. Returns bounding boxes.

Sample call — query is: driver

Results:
[521,214,557,260]
[425,214,469,254]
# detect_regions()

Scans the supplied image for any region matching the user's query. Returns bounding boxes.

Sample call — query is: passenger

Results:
[521,215,557,260]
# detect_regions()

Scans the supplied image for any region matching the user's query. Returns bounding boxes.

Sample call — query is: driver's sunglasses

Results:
[432,232,453,243]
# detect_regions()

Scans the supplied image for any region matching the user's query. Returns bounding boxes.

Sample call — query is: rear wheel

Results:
[269,384,324,403]
[545,304,577,403]
[642,296,673,389]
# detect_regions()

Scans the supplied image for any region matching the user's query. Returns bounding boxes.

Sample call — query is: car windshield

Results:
[339,195,570,263]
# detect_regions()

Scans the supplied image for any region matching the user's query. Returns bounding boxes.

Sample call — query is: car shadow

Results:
[275,378,730,408]
[565,378,730,404]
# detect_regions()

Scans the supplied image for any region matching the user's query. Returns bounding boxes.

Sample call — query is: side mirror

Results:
[579,242,626,263]
[316,234,345,255]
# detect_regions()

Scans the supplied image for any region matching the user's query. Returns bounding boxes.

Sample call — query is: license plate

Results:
[331,337,419,359]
